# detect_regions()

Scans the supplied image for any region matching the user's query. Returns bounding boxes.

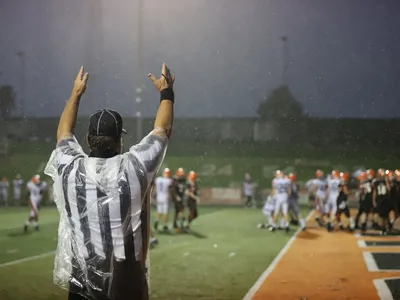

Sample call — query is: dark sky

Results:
[1,0,400,118]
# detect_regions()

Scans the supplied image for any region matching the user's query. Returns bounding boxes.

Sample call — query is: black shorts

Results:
[377,197,391,218]
[336,206,350,218]
[359,197,373,214]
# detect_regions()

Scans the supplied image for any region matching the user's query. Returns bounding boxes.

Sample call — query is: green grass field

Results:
[0,205,311,300]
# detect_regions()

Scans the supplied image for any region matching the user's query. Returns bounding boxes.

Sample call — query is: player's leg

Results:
[162,203,169,231]
[259,206,273,229]
[378,199,389,235]
[326,199,333,231]
[173,200,179,229]
[272,196,282,231]
[149,228,158,248]
[292,198,305,230]
[281,197,290,233]
[344,207,355,231]
[154,202,163,232]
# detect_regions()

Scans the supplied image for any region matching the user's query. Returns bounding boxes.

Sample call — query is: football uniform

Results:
[336,182,350,218]
[27,180,47,218]
[243,180,255,207]
[262,195,275,216]
[327,178,341,215]
[359,179,374,214]
[288,182,300,216]
[155,176,173,214]
[173,176,186,212]
[373,178,391,218]
[0,180,9,206]
[187,181,199,221]
[314,178,328,212]
[272,177,290,216]
[13,178,24,203]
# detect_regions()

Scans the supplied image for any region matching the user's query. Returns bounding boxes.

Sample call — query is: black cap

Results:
[88,109,127,137]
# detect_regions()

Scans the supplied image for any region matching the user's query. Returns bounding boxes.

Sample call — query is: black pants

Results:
[68,259,149,300]
[245,196,253,207]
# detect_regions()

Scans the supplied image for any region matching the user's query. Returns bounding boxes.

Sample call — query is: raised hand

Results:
[73,66,89,97]
[148,63,175,91]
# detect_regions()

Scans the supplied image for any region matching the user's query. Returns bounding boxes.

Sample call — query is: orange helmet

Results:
[366,169,375,179]
[316,169,324,178]
[32,174,40,184]
[176,168,185,178]
[331,170,340,178]
[340,172,349,183]
[188,171,197,182]
[377,168,385,177]
[163,168,172,178]
[275,170,283,178]
[288,173,297,181]
[385,170,394,179]
[358,172,368,182]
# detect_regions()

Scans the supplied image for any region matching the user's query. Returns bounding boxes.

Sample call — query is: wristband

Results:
[160,88,174,103]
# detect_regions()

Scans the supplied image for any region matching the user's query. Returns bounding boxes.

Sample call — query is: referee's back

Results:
[46,63,175,300]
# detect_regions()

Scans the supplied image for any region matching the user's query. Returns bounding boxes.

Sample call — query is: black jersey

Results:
[337,183,348,207]
[390,179,399,199]
[186,181,199,201]
[173,176,187,199]
[360,179,373,201]
[373,178,390,199]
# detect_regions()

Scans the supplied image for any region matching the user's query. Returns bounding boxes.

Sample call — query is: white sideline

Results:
[0,251,55,269]
[242,209,315,300]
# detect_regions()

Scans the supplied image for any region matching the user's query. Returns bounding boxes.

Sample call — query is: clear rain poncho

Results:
[44,129,168,299]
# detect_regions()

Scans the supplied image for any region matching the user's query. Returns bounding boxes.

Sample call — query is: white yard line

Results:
[0,251,55,269]
[242,209,315,300]
[374,278,396,300]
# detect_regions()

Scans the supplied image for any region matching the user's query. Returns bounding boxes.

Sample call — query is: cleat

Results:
[285,226,290,233]
[24,225,28,233]
[257,223,265,229]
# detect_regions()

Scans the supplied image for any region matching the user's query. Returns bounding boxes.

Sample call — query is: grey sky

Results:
[0,0,399,118]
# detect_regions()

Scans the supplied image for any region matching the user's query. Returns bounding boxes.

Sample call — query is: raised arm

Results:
[57,66,89,142]
[148,63,175,138]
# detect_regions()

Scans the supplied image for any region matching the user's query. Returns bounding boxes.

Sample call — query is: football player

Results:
[172,168,186,232]
[186,171,200,230]
[326,170,341,231]
[356,171,374,232]
[288,173,306,230]
[154,168,173,232]
[372,168,391,235]
[313,170,328,227]
[258,193,275,229]
[270,170,291,232]
[24,175,47,232]
[335,172,355,231]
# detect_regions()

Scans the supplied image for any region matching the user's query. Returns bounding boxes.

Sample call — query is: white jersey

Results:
[272,177,290,195]
[27,181,46,203]
[243,181,254,197]
[314,178,328,199]
[155,177,172,202]
[306,179,314,193]
[0,180,9,191]
[327,178,341,196]
[13,179,23,190]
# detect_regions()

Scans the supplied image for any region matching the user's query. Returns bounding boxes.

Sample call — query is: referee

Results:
[44,63,175,300]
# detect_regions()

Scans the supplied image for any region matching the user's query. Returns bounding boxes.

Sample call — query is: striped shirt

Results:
[44,129,167,298]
